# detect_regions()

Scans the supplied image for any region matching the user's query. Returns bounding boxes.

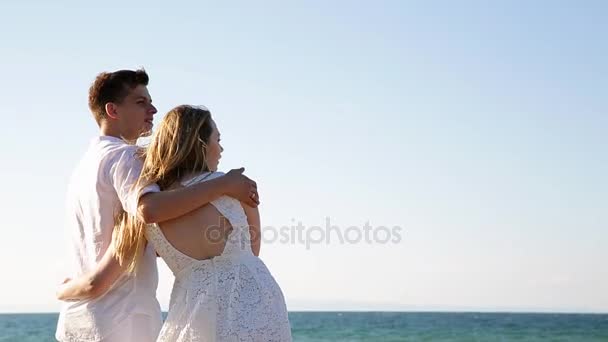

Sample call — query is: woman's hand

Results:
[56,278,76,301]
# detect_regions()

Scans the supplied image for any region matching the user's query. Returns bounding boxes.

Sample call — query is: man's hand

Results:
[223,168,259,207]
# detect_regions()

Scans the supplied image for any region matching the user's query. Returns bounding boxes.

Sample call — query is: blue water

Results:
[1,312,607,341]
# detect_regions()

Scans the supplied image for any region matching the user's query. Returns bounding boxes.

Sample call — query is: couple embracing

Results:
[55,69,292,341]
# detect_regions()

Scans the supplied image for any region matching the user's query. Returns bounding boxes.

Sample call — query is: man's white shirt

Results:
[56,136,161,341]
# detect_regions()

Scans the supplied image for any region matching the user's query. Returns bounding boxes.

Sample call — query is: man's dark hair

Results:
[88,69,149,124]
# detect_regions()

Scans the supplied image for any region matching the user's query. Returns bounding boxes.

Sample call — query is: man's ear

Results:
[105,103,119,119]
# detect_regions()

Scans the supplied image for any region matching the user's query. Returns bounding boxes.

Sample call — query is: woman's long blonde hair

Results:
[112,105,214,273]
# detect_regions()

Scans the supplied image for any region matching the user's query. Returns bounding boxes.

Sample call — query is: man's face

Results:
[113,85,157,140]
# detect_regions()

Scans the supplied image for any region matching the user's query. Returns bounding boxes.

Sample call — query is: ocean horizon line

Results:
[2,309,607,315]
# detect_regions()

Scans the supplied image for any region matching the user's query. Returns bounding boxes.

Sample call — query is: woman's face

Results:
[205,119,223,171]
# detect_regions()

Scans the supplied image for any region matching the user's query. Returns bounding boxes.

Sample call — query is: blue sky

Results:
[0,0,606,312]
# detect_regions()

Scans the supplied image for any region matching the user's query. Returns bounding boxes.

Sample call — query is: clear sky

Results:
[0,0,606,313]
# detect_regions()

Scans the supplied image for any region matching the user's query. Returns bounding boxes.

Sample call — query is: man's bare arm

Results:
[138,168,259,224]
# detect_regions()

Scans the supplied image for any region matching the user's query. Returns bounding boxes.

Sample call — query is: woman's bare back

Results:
[157,180,234,261]
[159,204,233,260]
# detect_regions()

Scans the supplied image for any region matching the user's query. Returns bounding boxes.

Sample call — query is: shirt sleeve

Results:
[109,146,160,216]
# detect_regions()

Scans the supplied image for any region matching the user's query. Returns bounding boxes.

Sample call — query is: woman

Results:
[137,105,291,341]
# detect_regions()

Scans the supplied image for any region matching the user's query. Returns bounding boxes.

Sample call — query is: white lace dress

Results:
[146,171,292,342]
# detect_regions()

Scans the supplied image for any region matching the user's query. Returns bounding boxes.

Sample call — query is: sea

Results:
[1,312,607,341]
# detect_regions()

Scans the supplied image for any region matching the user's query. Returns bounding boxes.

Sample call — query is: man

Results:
[55,69,258,341]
